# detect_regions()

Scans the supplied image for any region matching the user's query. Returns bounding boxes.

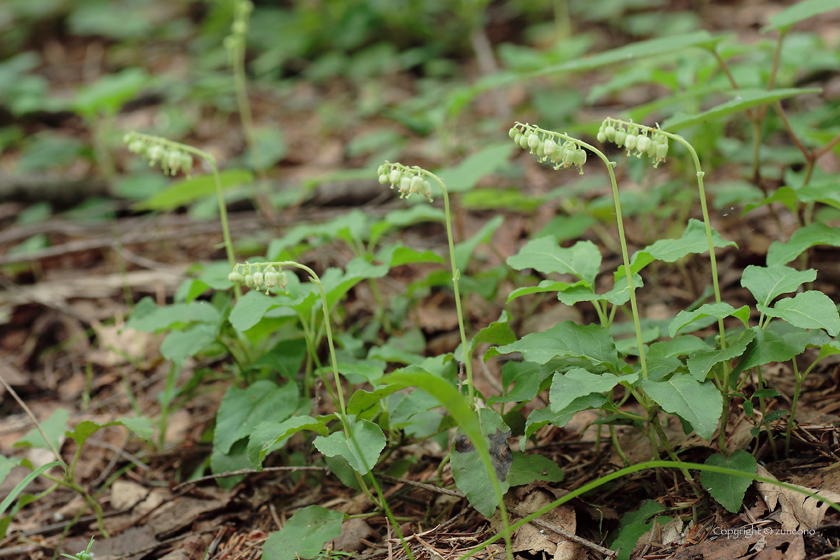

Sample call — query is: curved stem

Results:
[423,171,476,408]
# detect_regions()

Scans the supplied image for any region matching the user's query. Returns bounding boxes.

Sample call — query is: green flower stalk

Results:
[123,132,239,297]
[598,117,732,453]
[377,162,477,407]
[510,122,648,378]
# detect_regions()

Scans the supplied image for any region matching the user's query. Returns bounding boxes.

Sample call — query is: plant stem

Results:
[785,359,803,457]
[0,374,66,466]
[425,171,477,409]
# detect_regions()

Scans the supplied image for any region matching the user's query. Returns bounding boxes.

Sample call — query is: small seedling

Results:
[60,536,95,560]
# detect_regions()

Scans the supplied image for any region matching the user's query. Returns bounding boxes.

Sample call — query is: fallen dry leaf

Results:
[493,488,582,560]
[756,465,840,531]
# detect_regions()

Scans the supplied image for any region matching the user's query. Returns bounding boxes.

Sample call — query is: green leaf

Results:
[610,500,669,560]
[160,324,217,365]
[322,257,389,309]
[733,327,809,375]
[451,408,512,517]
[376,243,444,267]
[619,220,736,277]
[648,336,711,358]
[549,369,624,413]
[495,322,622,373]
[66,417,153,449]
[767,223,840,265]
[437,143,516,193]
[686,330,755,382]
[454,215,505,271]
[741,265,817,307]
[126,301,220,332]
[214,381,299,455]
[229,291,281,332]
[469,311,516,359]
[14,409,70,452]
[743,186,799,214]
[663,88,822,131]
[313,419,386,475]
[248,417,328,469]
[669,303,750,337]
[489,361,543,404]
[262,506,343,560]
[641,376,723,439]
[758,291,840,336]
[0,456,21,489]
[701,451,757,513]
[507,452,564,487]
[73,68,148,116]
[507,238,600,287]
[134,169,254,211]
[535,214,594,242]
[507,280,575,303]
[522,394,607,445]
[0,461,65,516]
[765,0,840,31]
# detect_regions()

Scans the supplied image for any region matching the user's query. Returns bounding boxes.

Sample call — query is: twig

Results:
[173,466,329,491]
[378,474,466,498]
[0,371,65,465]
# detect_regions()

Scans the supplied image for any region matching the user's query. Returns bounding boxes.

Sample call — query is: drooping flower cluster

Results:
[124,132,194,177]
[509,122,587,174]
[377,162,433,201]
[597,118,669,167]
[223,0,253,57]
[229,262,288,294]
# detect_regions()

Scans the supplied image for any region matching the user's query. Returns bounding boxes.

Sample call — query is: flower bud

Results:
[614,129,626,148]
[166,150,182,175]
[421,180,432,199]
[527,134,539,150]
[264,270,277,287]
[513,132,522,146]
[245,274,255,288]
[147,145,164,164]
[536,142,545,157]
[180,152,193,174]
[625,134,637,152]
[519,134,530,149]
[646,139,658,158]
[636,135,651,155]
[410,175,423,194]
[228,272,238,283]
[543,139,557,156]
[563,148,575,167]
[656,140,669,160]
[574,149,586,168]
[399,176,411,197]
[253,271,264,286]
[509,127,518,139]
[129,140,145,154]
[390,169,401,184]
[378,164,388,176]
[232,21,247,35]
[597,130,606,143]
[605,126,616,142]
[278,271,288,289]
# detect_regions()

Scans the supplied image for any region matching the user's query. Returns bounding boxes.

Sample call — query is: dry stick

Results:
[0,372,65,465]
[173,465,329,491]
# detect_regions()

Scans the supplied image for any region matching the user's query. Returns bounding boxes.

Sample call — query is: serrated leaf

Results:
[765,0,840,31]
[641,376,723,439]
[549,369,623,412]
[687,330,755,381]
[126,301,220,332]
[743,186,799,214]
[663,88,822,131]
[767,223,840,265]
[436,143,516,193]
[496,322,622,373]
[741,265,817,307]
[507,452,564,487]
[507,238,600,287]
[733,327,808,375]
[134,169,253,211]
[14,409,69,452]
[214,380,299,455]
[669,303,750,337]
[489,361,543,404]
[262,506,344,560]
[470,311,516,358]
[313,419,386,475]
[451,408,511,517]
[160,324,217,365]
[522,394,607,446]
[758,291,840,336]
[506,280,576,302]
[648,336,711,358]
[248,416,328,469]
[701,451,757,513]
[618,219,736,278]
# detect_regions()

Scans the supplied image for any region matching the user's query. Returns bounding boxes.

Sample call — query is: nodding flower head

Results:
[509,122,588,175]
[229,262,288,295]
[377,162,433,201]
[597,118,669,168]
[123,132,194,177]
